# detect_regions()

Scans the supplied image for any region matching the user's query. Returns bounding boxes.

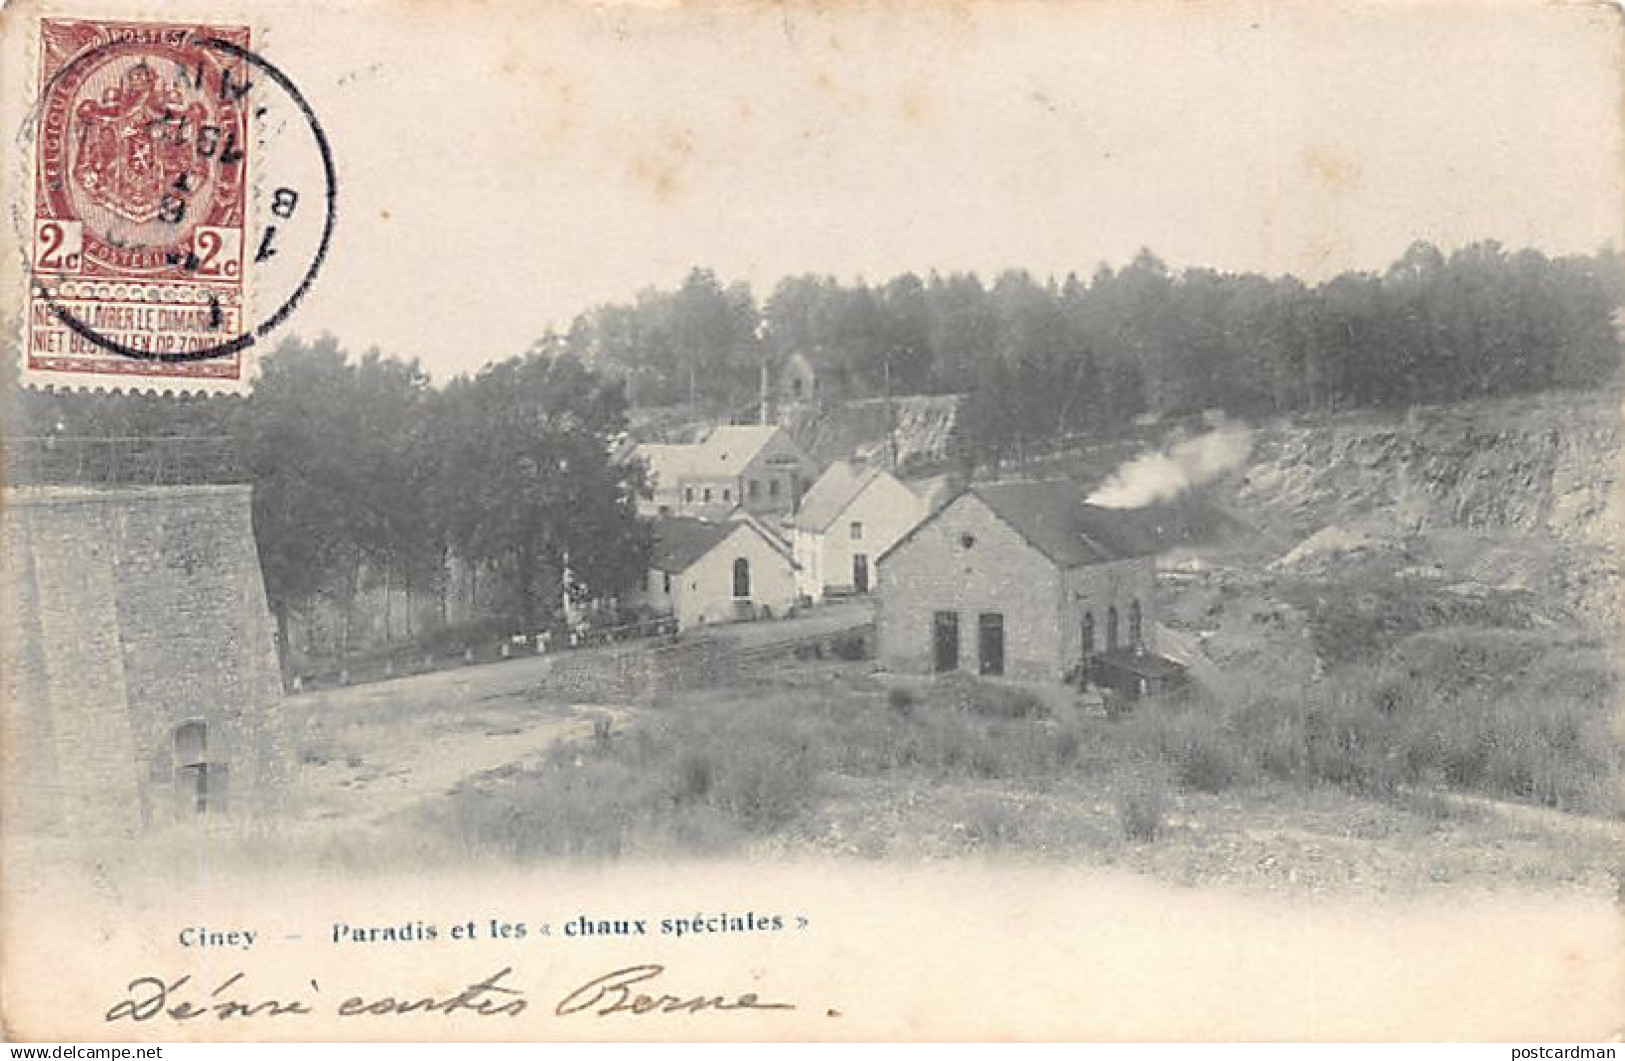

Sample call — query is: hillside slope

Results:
[780,394,960,471]
[1137,385,1618,714]
[1236,390,1622,549]
[1219,389,1622,634]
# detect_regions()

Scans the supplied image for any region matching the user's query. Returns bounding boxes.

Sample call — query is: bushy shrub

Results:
[443,698,822,859]
[1128,695,1247,793]
[1177,732,1244,793]
[929,672,1049,720]
[1117,779,1169,842]
[1133,631,1621,816]
[1282,580,1536,668]
[827,630,871,661]
[958,794,1026,847]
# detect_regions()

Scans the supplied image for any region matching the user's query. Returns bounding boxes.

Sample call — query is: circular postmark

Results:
[28,20,335,365]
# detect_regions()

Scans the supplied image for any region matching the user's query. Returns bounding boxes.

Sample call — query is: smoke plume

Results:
[1087,423,1252,509]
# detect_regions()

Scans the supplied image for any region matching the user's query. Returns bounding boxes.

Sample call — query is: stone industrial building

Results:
[1,486,288,836]
[876,480,1179,688]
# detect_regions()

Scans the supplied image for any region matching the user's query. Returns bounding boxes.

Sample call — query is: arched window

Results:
[175,720,207,766]
[1081,612,1095,656]
[1107,606,1119,651]
[1129,599,1143,646]
[732,557,751,599]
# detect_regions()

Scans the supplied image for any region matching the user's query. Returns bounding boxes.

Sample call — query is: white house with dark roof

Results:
[635,424,816,521]
[634,514,798,630]
[876,480,1182,688]
[791,460,926,601]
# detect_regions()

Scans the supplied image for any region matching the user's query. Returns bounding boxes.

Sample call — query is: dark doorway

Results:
[174,720,212,815]
[1082,611,1095,657]
[932,611,959,673]
[978,612,1005,676]
[732,557,751,599]
[852,553,869,594]
[1107,605,1120,651]
[1129,599,1143,646]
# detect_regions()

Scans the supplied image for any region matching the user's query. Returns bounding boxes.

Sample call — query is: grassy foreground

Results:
[1129,627,1621,815]
[438,671,1076,858]
[434,627,1621,865]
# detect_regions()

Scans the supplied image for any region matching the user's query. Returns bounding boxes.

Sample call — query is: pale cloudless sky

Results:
[237,0,1623,379]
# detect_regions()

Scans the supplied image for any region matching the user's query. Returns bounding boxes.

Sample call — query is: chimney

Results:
[759,358,770,426]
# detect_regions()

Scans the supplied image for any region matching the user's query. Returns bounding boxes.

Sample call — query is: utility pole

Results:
[755,319,772,426]
[884,351,898,472]
[759,357,770,425]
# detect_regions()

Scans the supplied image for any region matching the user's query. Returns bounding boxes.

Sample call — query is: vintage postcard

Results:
[1,0,1623,1043]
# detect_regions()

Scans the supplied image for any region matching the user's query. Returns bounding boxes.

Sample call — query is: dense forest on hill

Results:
[559,241,1622,456]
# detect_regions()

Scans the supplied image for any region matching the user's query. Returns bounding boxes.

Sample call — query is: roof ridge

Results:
[794,459,884,531]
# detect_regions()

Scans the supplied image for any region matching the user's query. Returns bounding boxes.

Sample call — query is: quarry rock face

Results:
[1237,394,1623,547]
[1,486,289,837]
[1230,392,1624,635]
[782,394,960,471]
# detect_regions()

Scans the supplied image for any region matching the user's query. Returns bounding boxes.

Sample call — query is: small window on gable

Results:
[850,521,863,540]
[769,479,781,498]
[749,479,760,499]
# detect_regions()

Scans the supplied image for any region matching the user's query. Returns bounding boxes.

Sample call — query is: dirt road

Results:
[277,654,627,828]
[690,599,873,649]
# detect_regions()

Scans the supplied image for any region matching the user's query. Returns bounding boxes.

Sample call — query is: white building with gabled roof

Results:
[635,424,816,521]
[633,514,799,630]
[791,459,926,602]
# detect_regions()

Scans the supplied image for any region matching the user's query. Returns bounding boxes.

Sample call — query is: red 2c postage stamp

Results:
[27,19,252,385]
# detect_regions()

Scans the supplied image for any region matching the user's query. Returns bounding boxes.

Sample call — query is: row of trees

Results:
[11,342,650,671]
[558,242,1623,461]
[561,266,1007,407]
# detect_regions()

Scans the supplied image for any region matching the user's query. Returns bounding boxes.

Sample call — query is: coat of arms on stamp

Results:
[27,19,252,384]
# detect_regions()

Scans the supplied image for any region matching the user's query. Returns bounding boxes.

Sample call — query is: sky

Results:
[83,0,1624,380]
